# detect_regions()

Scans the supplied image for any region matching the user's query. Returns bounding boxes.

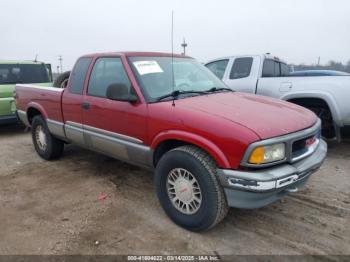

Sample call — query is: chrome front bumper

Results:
[217,139,327,209]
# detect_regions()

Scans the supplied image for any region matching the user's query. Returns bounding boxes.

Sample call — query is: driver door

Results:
[82,57,148,163]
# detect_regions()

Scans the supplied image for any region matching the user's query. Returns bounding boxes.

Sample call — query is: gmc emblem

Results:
[305,136,317,147]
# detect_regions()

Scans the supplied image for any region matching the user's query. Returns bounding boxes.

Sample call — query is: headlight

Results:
[248,143,285,164]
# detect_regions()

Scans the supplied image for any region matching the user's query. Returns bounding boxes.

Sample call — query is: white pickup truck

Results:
[205,54,350,140]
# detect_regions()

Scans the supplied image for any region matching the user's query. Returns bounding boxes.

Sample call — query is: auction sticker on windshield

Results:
[133,61,163,75]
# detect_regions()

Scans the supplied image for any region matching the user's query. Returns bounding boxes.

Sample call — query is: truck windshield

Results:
[0,64,50,84]
[128,56,227,102]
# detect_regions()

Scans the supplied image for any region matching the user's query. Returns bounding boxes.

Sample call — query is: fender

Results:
[26,102,49,122]
[151,130,231,168]
[281,91,342,126]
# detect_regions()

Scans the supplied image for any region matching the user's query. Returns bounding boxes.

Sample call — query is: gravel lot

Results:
[0,124,349,255]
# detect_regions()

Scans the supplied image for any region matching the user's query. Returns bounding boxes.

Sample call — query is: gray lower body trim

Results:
[217,139,327,209]
[16,110,29,126]
[62,121,153,168]
[84,124,143,144]
[83,126,152,167]
[47,119,66,139]
[65,121,85,145]
[15,113,152,167]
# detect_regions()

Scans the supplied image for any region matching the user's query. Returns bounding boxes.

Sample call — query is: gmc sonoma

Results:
[15,52,327,231]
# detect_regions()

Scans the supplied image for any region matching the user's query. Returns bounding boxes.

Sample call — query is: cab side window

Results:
[229,57,253,79]
[262,59,289,77]
[280,63,290,76]
[205,59,229,79]
[88,57,132,98]
[262,59,280,77]
[69,57,92,94]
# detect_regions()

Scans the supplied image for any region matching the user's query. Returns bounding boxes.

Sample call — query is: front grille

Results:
[292,135,314,159]
[291,130,321,162]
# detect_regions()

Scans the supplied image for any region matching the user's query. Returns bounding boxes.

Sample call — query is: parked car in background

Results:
[205,54,350,141]
[289,70,350,77]
[0,61,52,124]
[15,52,327,231]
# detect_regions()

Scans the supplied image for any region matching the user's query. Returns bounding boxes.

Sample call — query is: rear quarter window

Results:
[280,63,290,76]
[69,57,92,95]
[262,59,280,77]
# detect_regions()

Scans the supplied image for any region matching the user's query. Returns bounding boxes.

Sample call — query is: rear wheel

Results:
[155,145,228,232]
[31,115,64,160]
[288,98,335,139]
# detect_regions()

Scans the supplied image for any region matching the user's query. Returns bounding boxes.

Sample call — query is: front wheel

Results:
[31,115,64,160]
[155,145,228,232]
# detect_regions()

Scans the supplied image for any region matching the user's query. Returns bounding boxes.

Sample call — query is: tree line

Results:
[291,60,350,73]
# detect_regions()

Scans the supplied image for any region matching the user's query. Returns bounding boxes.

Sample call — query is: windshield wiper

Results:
[156,90,208,102]
[205,87,234,93]
[155,87,234,102]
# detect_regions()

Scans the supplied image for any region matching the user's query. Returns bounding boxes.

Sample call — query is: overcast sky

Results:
[1,0,349,71]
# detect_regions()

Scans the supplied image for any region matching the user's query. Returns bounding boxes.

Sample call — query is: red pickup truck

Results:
[15,52,327,231]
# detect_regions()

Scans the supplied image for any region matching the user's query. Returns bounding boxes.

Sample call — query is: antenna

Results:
[58,55,63,73]
[171,10,176,107]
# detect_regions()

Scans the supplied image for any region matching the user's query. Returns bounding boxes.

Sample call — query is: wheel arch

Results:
[26,102,48,125]
[281,92,341,126]
[151,131,231,169]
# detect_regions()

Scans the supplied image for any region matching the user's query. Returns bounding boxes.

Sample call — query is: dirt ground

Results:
[0,124,349,256]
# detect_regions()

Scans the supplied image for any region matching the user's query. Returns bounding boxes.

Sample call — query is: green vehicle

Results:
[0,61,52,124]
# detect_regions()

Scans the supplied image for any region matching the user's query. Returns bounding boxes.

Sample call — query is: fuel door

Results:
[279,82,292,92]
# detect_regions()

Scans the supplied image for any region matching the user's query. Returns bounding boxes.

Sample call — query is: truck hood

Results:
[0,82,52,98]
[175,92,317,139]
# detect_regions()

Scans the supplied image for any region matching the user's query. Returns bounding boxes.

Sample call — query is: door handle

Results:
[81,102,90,110]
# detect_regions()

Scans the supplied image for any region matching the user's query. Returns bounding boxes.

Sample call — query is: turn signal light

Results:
[249,147,265,164]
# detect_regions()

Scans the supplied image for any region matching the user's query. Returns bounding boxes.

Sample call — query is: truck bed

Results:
[15,84,64,122]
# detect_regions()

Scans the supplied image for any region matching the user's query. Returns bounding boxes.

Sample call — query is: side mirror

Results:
[106,83,138,103]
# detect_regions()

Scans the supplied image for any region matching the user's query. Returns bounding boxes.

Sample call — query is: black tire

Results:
[31,115,64,160]
[288,99,336,139]
[155,145,228,232]
[310,107,335,139]
[53,71,71,88]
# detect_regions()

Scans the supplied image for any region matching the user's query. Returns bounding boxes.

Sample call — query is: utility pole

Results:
[317,56,321,66]
[181,38,188,55]
[58,55,63,73]
[56,65,60,74]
